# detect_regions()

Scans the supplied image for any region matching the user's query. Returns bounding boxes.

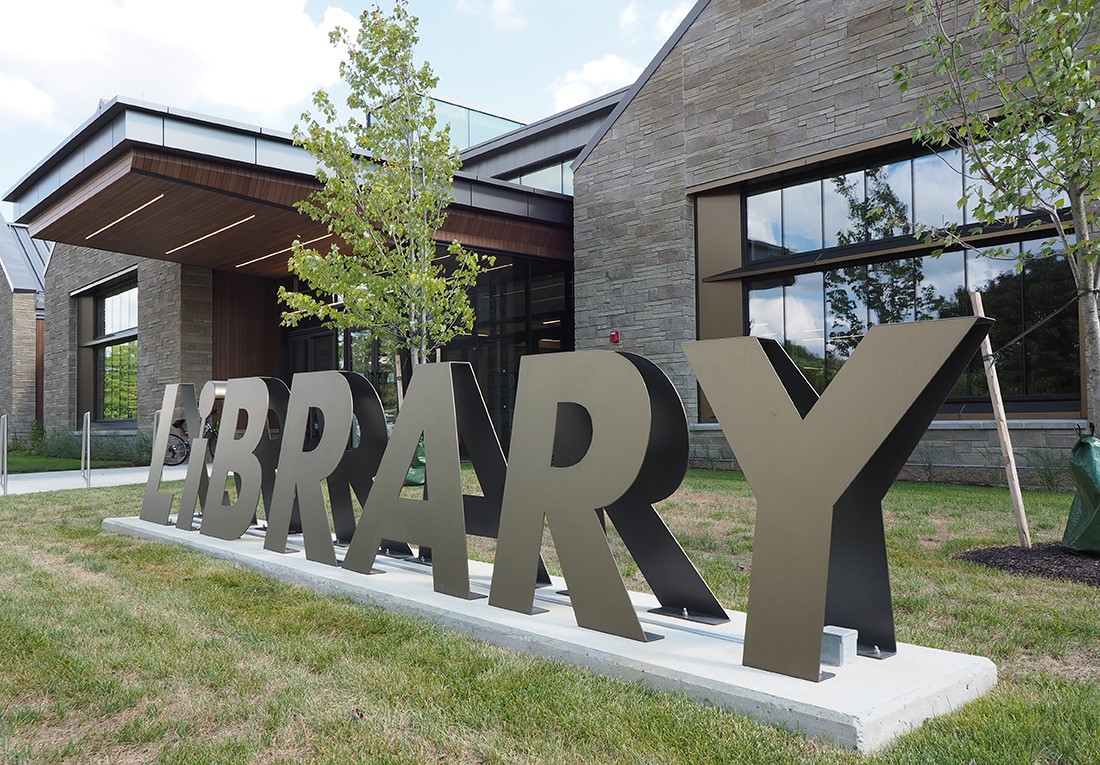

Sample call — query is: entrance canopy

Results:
[4,98,571,279]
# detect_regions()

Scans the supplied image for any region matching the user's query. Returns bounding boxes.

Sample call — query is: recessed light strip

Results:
[235,233,333,269]
[85,193,165,240]
[166,214,256,255]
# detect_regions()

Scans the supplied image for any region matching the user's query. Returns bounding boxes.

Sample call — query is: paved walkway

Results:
[1,464,189,496]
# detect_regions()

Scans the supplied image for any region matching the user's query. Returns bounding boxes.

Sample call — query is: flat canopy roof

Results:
[4,98,572,279]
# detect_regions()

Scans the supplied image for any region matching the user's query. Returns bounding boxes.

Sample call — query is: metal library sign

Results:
[141,316,990,682]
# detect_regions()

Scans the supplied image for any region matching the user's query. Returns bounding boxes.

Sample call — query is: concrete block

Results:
[822,625,858,666]
[105,516,998,753]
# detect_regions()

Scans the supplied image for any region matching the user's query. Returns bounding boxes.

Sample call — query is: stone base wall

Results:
[689,420,1085,490]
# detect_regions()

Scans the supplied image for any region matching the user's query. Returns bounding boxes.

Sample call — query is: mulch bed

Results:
[955,542,1100,587]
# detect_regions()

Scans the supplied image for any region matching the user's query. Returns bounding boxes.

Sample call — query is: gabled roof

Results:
[572,0,712,171]
[0,209,50,294]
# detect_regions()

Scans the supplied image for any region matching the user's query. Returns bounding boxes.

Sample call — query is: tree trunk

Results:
[1078,256,1100,428]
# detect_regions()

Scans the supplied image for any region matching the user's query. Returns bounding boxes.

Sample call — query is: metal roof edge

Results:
[572,0,712,172]
[461,87,629,162]
[5,97,299,203]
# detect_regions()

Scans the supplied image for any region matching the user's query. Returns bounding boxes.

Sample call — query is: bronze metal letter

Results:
[326,372,391,545]
[199,377,288,541]
[141,383,200,524]
[175,380,227,530]
[342,363,473,599]
[607,353,727,622]
[488,352,653,641]
[264,371,354,564]
[684,317,991,681]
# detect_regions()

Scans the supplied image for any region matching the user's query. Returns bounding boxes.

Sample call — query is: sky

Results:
[0,0,696,220]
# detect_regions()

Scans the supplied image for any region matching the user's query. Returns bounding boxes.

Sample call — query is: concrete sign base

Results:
[104,516,996,753]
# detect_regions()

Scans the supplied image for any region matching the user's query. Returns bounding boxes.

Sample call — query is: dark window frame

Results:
[78,278,139,424]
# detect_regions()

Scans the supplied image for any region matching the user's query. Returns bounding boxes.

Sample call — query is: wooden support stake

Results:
[971,290,1032,549]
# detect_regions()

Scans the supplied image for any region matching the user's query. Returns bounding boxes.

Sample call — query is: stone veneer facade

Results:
[573,0,1084,484]
[574,0,948,417]
[0,288,38,437]
[45,244,213,432]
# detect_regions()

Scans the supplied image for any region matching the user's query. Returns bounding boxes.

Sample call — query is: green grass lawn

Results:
[4,454,134,474]
[1,472,1098,763]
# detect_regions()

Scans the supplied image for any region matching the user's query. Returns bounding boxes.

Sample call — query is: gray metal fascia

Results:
[461,88,628,163]
[451,172,571,225]
[5,97,306,206]
[572,0,712,172]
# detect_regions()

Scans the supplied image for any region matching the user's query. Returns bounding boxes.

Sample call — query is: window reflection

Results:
[747,278,785,342]
[741,143,1063,265]
[747,236,1077,404]
[506,161,575,195]
[439,254,573,446]
[916,252,966,321]
[823,171,864,248]
[868,259,916,326]
[782,180,823,253]
[824,265,867,387]
[1023,245,1078,396]
[913,149,963,230]
[967,247,1023,395]
[867,161,913,238]
[746,189,782,262]
[99,284,138,335]
[785,272,825,390]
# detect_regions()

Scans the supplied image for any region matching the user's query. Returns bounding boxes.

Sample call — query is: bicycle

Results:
[163,417,219,466]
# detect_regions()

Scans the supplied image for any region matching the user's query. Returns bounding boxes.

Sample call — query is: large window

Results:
[746,236,1079,409]
[442,253,573,444]
[743,147,1023,264]
[90,281,139,421]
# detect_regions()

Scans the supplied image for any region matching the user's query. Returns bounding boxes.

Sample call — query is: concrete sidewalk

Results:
[1,464,189,496]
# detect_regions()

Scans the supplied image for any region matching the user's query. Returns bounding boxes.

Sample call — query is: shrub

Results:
[33,428,153,466]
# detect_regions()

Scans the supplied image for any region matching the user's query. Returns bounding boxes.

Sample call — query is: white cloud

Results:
[0,76,55,124]
[618,1,692,42]
[0,0,357,130]
[619,2,640,33]
[552,54,641,112]
[455,0,527,32]
[656,1,694,38]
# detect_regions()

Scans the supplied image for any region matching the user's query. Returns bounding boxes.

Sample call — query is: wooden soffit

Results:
[21,145,572,278]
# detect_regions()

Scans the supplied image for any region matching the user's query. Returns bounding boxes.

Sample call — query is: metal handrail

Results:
[80,411,91,488]
[1,414,8,496]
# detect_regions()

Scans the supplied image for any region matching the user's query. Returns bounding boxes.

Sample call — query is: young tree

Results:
[895,0,1100,419]
[279,0,489,377]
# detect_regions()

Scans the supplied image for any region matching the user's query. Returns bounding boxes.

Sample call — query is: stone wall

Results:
[4,293,40,437]
[0,287,33,436]
[0,285,11,432]
[570,0,1074,482]
[44,245,213,432]
[574,0,955,424]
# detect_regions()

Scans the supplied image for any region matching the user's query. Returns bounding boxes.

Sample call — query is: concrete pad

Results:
[104,516,997,753]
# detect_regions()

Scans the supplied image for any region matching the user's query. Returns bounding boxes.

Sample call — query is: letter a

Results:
[489,352,654,641]
[685,317,990,681]
[343,363,473,600]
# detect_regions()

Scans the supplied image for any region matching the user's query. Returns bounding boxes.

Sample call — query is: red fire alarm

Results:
[610,330,621,344]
